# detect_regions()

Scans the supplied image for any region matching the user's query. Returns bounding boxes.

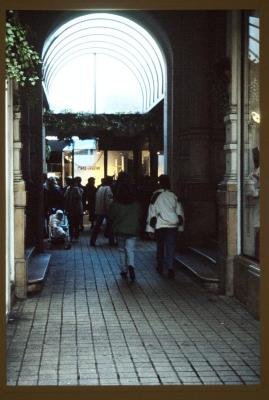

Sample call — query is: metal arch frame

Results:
[44,35,154,97]
[42,13,165,113]
[43,35,155,107]
[46,49,146,113]
[43,19,164,102]
[43,28,159,106]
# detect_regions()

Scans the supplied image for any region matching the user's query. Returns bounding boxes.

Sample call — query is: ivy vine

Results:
[43,111,161,139]
[6,11,42,86]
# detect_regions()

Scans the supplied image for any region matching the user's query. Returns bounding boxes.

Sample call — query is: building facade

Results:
[5,10,260,319]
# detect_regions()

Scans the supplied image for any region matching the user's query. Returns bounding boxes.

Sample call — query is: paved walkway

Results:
[7,229,260,386]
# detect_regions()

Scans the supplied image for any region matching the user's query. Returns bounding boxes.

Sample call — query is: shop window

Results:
[107,150,133,179]
[63,139,104,186]
[241,12,260,261]
[142,150,150,176]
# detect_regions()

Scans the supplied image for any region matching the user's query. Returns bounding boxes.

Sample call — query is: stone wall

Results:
[150,11,227,245]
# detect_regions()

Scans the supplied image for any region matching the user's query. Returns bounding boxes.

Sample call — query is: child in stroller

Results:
[49,209,71,249]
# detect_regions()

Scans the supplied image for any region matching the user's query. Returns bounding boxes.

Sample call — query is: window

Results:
[63,139,104,185]
[241,12,260,260]
[42,13,165,114]
[107,151,133,179]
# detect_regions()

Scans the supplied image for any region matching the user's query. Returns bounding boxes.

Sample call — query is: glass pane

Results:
[63,140,104,186]
[158,153,164,177]
[96,55,143,113]
[242,13,260,260]
[74,151,104,187]
[142,150,150,176]
[47,54,95,112]
[107,151,134,180]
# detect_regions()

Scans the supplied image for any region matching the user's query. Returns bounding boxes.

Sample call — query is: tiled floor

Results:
[6,230,260,386]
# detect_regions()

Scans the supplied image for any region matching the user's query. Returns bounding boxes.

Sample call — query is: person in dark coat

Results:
[75,176,86,231]
[64,177,83,240]
[108,182,142,281]
[47,176,64,213]
[85,177,97,229]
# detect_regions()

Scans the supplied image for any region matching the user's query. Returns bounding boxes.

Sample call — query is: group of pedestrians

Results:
[43,174,96,241]
[43,172,184,281]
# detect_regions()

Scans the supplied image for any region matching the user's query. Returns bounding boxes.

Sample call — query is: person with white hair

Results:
[50,210,67,239]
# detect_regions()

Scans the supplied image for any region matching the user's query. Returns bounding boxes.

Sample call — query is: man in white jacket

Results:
[146,175,184,278]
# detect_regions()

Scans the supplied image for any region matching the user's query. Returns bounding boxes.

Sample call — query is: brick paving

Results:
[6,230,260,386]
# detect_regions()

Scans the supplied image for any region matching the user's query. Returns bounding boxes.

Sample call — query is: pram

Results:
[48,209,71,249]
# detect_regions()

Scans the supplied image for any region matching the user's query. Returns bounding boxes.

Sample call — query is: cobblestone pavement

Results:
[7,231,260,386]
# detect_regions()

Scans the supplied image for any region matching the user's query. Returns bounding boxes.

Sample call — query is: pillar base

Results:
[14,260,27,299]
[217,181,237,295]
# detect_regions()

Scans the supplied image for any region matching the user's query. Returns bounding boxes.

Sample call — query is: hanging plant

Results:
[43,111,162,139]
[6,11,42,86]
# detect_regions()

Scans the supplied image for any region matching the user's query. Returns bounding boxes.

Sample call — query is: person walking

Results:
[85,177,97,229]
[146,174,184,279]
[64,177,84,241]
[108,182,142,281]
[75,176,86,231]
[90,176,114,246]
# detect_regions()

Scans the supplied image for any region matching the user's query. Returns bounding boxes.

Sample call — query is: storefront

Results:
[234,11,260,318]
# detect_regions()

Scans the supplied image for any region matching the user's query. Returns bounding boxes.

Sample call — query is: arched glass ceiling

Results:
[42,13,166,114]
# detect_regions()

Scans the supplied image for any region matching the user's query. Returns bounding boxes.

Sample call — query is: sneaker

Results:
[128,266,135,281]
[167,269,175,279]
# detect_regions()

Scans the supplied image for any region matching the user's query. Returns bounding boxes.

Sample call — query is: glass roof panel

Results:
[42,13,165,113]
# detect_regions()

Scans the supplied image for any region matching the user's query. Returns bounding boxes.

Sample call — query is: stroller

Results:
[48,209,71,249]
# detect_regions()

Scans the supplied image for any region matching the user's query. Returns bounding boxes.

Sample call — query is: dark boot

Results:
[128,266,135,281]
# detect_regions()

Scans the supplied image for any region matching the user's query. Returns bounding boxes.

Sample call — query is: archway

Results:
[42,13,166,114]
[42,12,168,185]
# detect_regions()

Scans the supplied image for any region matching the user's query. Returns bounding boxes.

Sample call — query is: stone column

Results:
[104,149,108,177]
[5,79,15,316]
[149,132,159,184]
[217,12,241,295]
[13,105,27,299]
[133,140,143,183]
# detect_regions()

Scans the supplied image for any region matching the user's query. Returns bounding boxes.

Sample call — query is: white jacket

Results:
[50,214,67,238]
[95,185,113,215]
[146,189,184,233]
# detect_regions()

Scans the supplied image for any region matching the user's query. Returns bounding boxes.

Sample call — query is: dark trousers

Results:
[91,215,114,244]
[155,228,178,271]
[69,215,80,239]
